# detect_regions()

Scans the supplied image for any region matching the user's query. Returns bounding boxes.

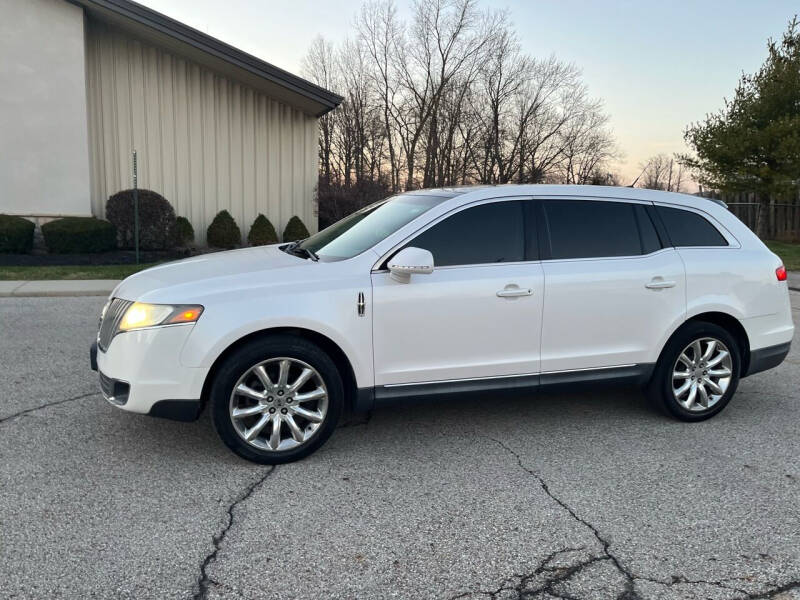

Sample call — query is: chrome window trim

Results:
[372,249,688,272]
[537,246,675,265]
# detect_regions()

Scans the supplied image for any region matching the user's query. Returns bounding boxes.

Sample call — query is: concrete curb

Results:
[0,280,119,298]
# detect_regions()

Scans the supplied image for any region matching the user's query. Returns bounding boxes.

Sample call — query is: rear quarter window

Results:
[656,206,728,247]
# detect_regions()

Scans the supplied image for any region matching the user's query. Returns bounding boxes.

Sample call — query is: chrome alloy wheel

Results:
[229,357,329,451]
[671,337,733,412]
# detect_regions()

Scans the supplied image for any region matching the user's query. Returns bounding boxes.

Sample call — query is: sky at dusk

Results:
[138,0,798,184]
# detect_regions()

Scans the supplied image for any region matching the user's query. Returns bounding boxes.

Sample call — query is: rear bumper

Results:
[743,341,792,377]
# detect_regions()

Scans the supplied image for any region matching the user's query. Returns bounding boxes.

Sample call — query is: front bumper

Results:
[90,324,208,421]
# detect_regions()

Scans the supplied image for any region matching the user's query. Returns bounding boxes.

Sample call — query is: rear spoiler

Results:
[706,197,728,209]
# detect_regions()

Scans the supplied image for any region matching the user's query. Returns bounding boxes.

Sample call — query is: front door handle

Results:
[497,288,533,298]
[645,279,676,289]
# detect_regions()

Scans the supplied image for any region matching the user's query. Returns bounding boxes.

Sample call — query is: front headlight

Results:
[118,302,204,332]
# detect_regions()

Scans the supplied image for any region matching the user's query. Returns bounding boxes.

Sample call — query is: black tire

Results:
[648,321,741,422]
[210,335,344,464]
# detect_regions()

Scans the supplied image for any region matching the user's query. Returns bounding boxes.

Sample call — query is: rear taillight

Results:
[776,265,787,281]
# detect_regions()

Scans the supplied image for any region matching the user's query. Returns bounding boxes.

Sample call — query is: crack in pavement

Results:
[193,466,277,600]
[448,547,610,600]
[474,438,800,600]
[489,437,642,600]
[0,390,99,425]
[636,573,751,596]
[639,577,800,600]
[735,579,800,600]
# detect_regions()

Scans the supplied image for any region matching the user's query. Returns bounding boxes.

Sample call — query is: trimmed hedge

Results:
[106,189,177,250]
[207,210,241,249]
[174,216,195,247]
[41,217,117,254]
[0,215,35,253]
[282,216,310,242]
[248,214,279,246]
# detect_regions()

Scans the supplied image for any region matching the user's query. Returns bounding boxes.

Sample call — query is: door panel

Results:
[371,263,544,385]
[540,249,686,372]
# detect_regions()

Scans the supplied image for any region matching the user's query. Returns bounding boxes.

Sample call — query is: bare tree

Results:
[302,36,337,184]
[303,0,619,221]
[559,105,617,184]
[639,154,686,192]
[357,1,404,191]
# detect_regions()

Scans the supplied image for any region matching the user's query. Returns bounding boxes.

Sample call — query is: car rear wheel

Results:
[649,322,741,421]
[210,335,343,464]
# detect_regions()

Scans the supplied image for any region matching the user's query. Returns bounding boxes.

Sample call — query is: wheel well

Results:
[684,312,751,373]
[199,327,358,414]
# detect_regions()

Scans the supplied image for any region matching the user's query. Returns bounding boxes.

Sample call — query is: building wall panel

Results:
[85,19,319,245]
[0,0,91,217]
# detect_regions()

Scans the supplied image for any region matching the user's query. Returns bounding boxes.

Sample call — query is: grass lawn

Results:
[764,240,800,271]
[0,263,158,280]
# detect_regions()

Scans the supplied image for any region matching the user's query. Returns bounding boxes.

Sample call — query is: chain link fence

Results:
[698,191,800,242]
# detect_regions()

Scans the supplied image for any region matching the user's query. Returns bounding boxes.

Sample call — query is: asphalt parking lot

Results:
[1,294,799,600]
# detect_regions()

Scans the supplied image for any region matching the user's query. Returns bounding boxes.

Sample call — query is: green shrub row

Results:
[0,215,35,253]
[41,217,117,254]
[3,186,311,254]
[104,189,310,250]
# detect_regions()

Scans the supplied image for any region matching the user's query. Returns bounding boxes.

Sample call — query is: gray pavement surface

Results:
[1,294,799,600]
[788,271,800,291]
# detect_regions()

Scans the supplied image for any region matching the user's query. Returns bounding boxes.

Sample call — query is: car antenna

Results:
[628,166,647,188]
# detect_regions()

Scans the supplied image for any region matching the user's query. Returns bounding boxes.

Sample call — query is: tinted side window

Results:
[656,206,728,247]
[635,205,662,254]
[407,201,524,266]
[543,200,642,259]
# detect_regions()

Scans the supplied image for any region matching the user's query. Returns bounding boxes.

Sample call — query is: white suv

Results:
[90,185,794,464]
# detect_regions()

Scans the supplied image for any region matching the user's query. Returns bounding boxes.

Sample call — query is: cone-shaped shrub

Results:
[282,216,310,242]
[174,216,195,247]
[248,214,279,246]
[206,210,241,249]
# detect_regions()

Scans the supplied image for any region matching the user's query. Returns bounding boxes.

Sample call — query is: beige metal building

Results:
[0,0,341,244]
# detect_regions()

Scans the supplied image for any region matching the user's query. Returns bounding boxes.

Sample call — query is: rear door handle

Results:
[497,288,533,298]
[646,280,676,289]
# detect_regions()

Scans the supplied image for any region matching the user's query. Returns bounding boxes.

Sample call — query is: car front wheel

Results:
[650,322,741,421]
[210,335,343,464]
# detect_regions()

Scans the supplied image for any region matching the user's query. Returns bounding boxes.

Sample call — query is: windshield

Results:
[297,193,447,260]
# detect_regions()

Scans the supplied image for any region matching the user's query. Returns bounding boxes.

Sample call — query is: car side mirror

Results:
[387,247,434,283]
